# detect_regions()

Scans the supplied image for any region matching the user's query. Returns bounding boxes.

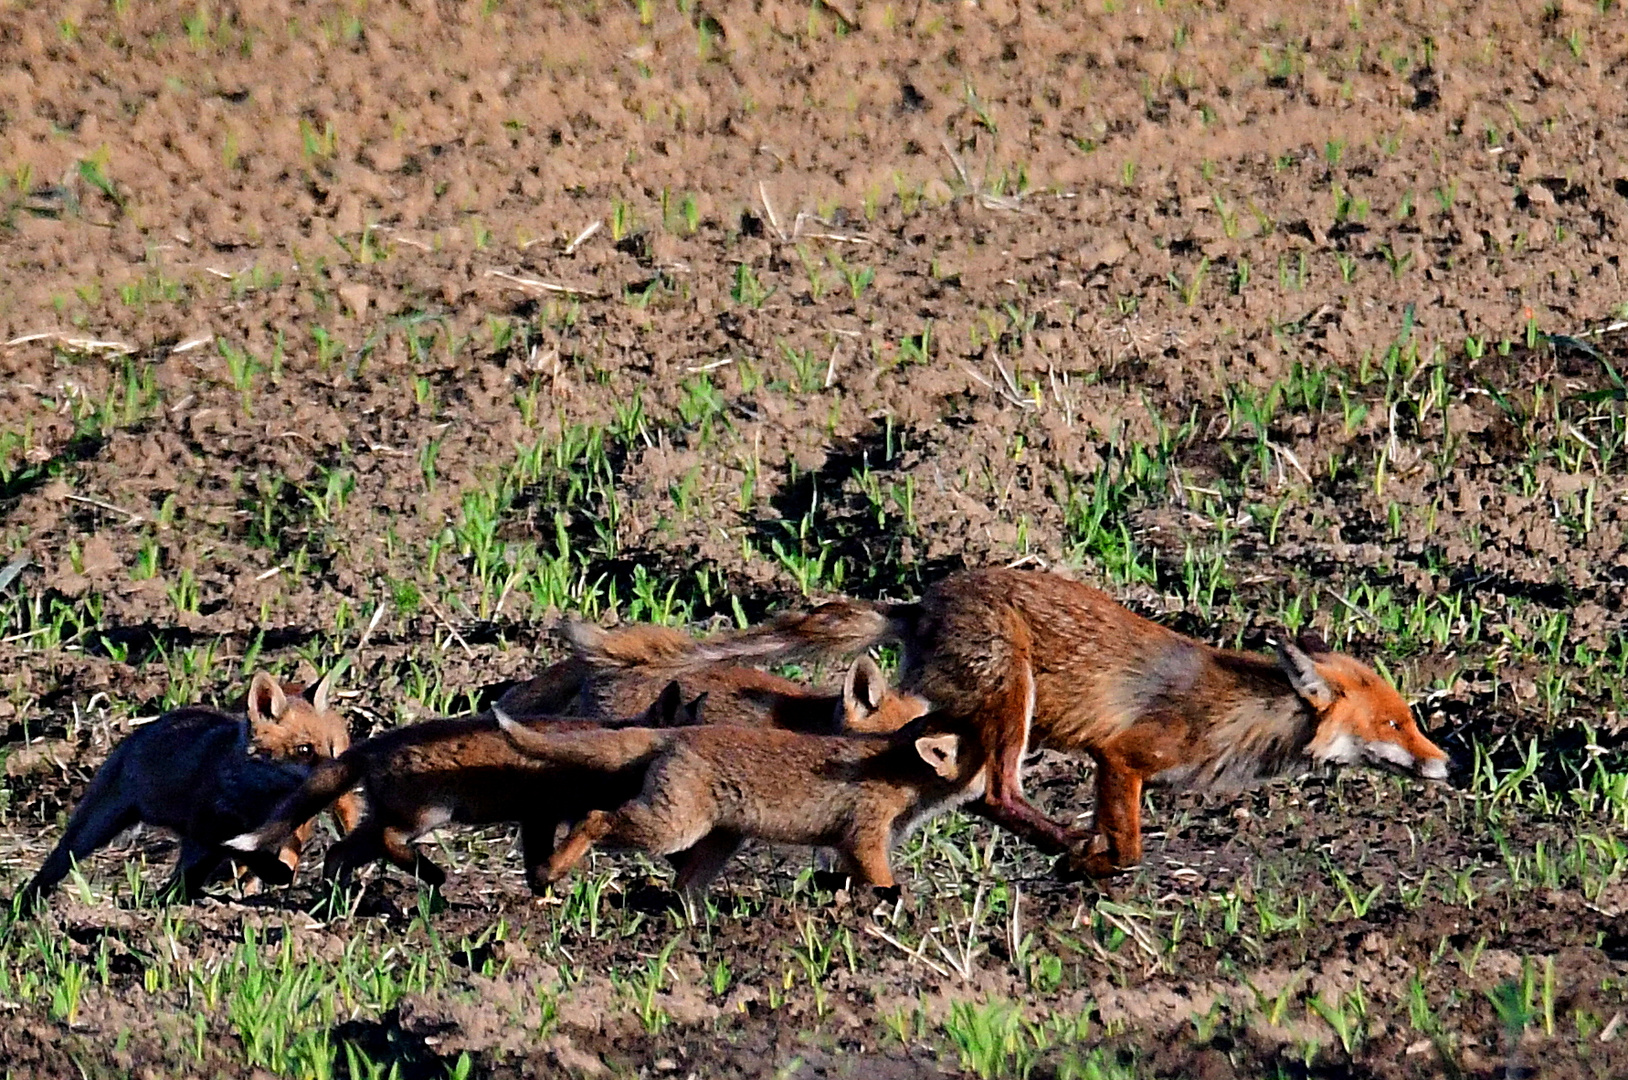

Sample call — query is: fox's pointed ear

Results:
[247,672,287,726]
[1278,642,1337,710]
[645,680,684,726]
[1294,629,1331,656]
[683,692,708,726]
[311,675,332,713]
[310,660,343,714]
[843,656,886,716]
[914,733,960,779]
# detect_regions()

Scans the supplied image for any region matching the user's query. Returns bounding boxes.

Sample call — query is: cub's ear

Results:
[682,692,709,727]
[1294,629,1331,656]
[843,655,886,716]
[247,672,288,727]
[914,733,961,780]
[644,680,685,727]
[310,655,349,713]
[1277,642,1337,710]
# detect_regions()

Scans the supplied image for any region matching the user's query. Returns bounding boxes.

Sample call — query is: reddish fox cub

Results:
[497,620,929,736]
[16,672,355,912]
[495,705,983,894]
[227,683,703,893]
[695,568,1450,878]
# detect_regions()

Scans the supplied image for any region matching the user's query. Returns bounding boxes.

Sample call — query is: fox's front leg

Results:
[968,637,1077,854]
[840,822,898,889]
[1072,756,1143,879]
[331,791,363,836]
[169,839,226,901]
[519,817,563,895]
[278,818,318,875]
[545,809,616,884]
[380,827,447,887]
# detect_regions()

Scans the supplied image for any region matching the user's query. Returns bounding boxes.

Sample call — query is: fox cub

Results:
[497,620,928,736]
[16,672,353,912]
[495,705,984,895]
[693,568,1450,878]
[228,683,703,893]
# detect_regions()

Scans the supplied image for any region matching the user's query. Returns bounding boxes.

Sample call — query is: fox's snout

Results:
[1356,734,1449,781]
[1313,728,1449,781]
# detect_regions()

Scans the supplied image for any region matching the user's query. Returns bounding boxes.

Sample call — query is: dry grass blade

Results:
[3,331,135,356]
[486,269,602,298]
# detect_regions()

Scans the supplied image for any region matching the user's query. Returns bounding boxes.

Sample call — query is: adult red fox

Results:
[497,620,929,736]
[493,706,982,894]
[691,568,1450,878]
[226,683,704,893]
[15,672,355,911]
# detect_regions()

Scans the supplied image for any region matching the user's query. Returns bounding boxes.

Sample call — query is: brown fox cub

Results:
[494,705,984,894]
[244,671,362,840]
[226,684,703,893]
[15,672,353,911]
[496,620,928,736]
[693,568,1450,878]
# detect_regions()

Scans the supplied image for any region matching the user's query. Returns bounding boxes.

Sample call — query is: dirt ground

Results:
[2,0,1627,1076]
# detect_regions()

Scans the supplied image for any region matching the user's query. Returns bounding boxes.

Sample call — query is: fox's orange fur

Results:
[694,568,1450,877]
[497,620,929,735]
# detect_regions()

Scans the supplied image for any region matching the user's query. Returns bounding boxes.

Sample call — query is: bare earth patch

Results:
[1,0,1626,1076]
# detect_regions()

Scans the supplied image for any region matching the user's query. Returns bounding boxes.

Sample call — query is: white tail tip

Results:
[493,705,520,735]
[224,831,261,852]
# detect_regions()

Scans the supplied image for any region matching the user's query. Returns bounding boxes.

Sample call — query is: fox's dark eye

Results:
[296,743,315,758]
[1386,720,1399,730]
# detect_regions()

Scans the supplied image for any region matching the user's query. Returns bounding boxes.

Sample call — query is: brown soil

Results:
[3,0,1627,1077]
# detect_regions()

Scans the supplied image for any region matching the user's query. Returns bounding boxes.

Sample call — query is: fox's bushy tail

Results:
[691,599,917,666]
[225,755,359,854]
[566,620,702,671]
[495,706,674,767]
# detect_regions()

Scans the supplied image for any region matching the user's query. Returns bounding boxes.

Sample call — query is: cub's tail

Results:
[495,705,675,768]
[225,755,360,855]
[692,598,918,666]
[565,619,702,671]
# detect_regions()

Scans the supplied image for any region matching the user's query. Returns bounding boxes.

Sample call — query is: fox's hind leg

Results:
[19,792,140,910]
[668,830,742,896]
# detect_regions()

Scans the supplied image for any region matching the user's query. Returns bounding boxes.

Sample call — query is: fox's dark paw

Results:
[810,868,853,894]
[870,883,905,908]
[253,861,296,889]
[1055,842,1128,884]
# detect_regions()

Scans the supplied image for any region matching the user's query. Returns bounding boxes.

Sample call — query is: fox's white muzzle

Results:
[1315,732,1448,781]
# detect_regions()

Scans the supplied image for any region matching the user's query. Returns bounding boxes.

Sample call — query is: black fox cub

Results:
[15,672,354,912]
